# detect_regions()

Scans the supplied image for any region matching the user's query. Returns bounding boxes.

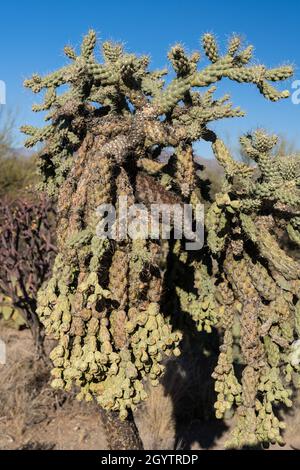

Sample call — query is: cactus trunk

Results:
[99,409,143,450]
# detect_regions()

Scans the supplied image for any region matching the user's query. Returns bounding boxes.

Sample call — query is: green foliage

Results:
[0,293,26,328]
[0,115,37,199]
[23,30,296,446]
[0,153,37,199]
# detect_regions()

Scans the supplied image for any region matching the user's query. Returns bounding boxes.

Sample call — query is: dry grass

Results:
[135,338,221,450]
[135,383,176,450]
[0,326,107,450]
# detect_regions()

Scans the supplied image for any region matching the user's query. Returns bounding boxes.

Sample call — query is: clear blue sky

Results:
[1,0,299,156]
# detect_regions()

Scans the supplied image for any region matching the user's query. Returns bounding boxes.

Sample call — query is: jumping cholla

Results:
[22,30,299,449]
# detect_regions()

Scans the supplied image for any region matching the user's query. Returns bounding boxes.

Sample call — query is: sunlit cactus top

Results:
[21,30,293,196]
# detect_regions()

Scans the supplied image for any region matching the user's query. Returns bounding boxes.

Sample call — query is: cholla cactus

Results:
[203,131,300,447]
[23,30,294,449]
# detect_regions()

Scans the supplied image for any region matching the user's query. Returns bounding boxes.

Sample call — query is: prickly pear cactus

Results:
[0,294,26,328]
[23,30,295,441]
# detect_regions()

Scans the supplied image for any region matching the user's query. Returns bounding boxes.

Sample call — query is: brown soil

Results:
[0,326,107,450]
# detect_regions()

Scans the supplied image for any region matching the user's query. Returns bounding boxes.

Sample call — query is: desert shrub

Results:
[0,196,56,355]
[0,113,37,199]
[0,153,37,199]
